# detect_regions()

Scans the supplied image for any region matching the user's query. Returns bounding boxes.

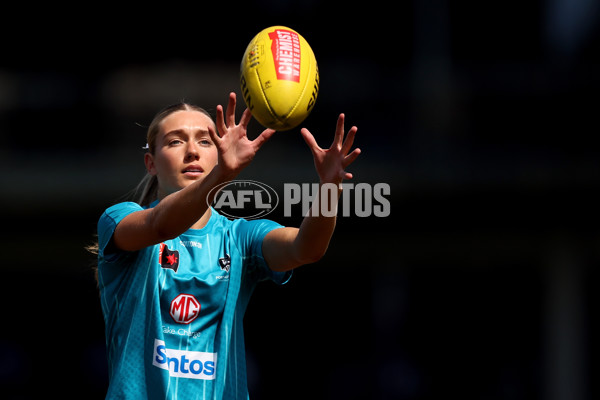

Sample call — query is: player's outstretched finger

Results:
[239,108,253,129]
[226,92,237,127]
[207,123,221,144]
[341,126,358,155]
[331,114,345,148]
[253,128,276,150]
[343,148,361,168]
[215,105,228,137]
[301,128,321,156]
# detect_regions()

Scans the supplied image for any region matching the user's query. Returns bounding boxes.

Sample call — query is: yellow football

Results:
[240,26,319,131]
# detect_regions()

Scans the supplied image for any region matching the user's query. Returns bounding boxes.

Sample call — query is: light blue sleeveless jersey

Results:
[97,201,290,399]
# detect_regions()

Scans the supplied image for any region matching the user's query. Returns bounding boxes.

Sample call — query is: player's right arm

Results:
[111,93,275,253]
[111,165,229,252]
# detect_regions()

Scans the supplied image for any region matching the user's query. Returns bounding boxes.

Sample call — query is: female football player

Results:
[95,92,360,399]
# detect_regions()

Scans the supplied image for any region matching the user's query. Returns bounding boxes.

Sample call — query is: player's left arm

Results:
[263,114,360,272]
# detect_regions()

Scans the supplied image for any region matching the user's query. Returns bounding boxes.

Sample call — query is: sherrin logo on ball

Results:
[240,26,319,131]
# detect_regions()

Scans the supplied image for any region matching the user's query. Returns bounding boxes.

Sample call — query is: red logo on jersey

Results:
[159,243,179,272]
[170,294,200,324]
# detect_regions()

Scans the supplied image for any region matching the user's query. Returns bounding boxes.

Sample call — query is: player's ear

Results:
[144,153,157,176]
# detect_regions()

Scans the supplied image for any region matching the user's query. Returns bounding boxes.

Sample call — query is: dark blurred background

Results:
[1,1,598,399]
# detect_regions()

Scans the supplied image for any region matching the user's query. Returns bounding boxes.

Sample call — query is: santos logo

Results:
[153,339,217,380]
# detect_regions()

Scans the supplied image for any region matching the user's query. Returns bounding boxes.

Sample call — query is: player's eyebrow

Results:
[164,128,210,138]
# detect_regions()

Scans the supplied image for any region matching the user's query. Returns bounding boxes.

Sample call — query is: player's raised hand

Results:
[207,92,275,177]
[300,114,361,185]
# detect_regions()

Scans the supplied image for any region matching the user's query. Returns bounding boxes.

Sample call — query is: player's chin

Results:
[178,174,204,188]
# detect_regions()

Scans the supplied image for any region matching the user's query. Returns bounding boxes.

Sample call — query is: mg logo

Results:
[170,294,200,324]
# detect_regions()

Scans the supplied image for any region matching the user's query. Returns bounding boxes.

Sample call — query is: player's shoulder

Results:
[215,212,272,228]
[105,201,144,214]
[99,201,144,227]
[224,214,283,239]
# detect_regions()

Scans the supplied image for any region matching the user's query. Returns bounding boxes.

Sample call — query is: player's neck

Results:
[190,208,212,230]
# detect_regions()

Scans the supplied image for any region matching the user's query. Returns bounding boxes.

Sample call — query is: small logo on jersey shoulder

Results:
[218,254,231,272]
[159,243,180,272]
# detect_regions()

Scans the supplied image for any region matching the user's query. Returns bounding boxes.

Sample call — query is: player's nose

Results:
[184,141,201,162]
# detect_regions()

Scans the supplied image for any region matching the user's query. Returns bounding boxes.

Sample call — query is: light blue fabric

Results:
[97,201,290,399]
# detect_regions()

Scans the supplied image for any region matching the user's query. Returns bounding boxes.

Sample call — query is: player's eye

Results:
[168,139,183,146]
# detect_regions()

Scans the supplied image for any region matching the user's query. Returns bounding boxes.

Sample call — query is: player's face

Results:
[145,110,218,199]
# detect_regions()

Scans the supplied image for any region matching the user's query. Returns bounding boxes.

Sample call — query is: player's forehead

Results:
[159,110,213,135]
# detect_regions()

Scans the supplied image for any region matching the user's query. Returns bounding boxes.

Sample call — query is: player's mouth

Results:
[182,165,204,177]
